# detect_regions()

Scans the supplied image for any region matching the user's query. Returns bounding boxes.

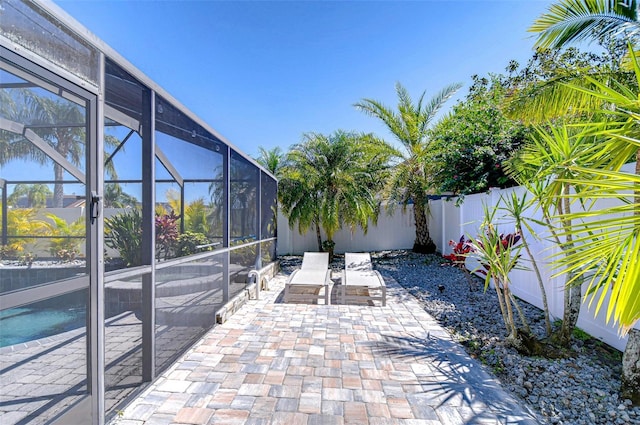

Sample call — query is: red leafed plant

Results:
[443,235,472,268]
[473,230,522,277]
[466,215,528,344]
[155,211,180,260]
[442,235,475,289]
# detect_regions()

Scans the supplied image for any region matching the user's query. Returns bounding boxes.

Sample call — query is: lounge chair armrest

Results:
[373,270,385,286]
[287,268,301,283]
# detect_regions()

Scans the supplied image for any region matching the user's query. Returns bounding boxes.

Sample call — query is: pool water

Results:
[0,306,86,347]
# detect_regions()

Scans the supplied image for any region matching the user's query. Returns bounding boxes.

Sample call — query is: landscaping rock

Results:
[371,251,640,425]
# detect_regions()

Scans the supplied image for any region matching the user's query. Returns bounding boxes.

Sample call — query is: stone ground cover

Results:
[369,250,639,425]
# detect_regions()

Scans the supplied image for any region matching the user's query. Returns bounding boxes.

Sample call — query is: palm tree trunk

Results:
[413,201,436,254]
[621,150,640,405]
[622,328,640,405]
[519,230,552,336]
[53,164,64,208]
[509,292,531,334]
[493,277,510,334]
[315,221,322,252]
[558,187,582,347]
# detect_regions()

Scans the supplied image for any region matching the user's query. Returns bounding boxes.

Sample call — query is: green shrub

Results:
[105,209,143,267]
[0,208,49,257]
[176,231,210,257]
[46,214,85,261]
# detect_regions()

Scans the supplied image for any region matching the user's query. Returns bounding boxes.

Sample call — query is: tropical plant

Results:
[175,231,210,257]
[45,213,85,260]
[442,235,476,289]
[255,146,284,177]
[503,46,632,123]
[279,130,392,260]
[540,61,640,402]
[155,211,179,261]
[507,124,602,346]
[355,82,462,253]
[105,209,143,267]
[184,198,210,235]
[528,1,640,401]
[0,208,49,258]
[498,191,553,336]
[443,235,472,266]
[428,75,529,195]
[466,205,528,349]
[7,184,51,208]
[530,0,639,50]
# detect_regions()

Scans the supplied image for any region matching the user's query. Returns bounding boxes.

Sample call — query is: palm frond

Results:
[530,0,640,50]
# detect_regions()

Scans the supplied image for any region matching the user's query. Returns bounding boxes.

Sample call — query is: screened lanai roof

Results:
[0,0,275,180]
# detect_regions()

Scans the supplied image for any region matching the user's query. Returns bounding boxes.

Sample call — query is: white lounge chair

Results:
[284,252,331,304]
[341,252,386,306]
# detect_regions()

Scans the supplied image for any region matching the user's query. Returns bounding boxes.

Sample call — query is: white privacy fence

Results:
[277,164,637,352]
[429,163,639,351]
[276,206,416,255]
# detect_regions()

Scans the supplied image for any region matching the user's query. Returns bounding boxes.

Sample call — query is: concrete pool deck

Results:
[113,272,540,425]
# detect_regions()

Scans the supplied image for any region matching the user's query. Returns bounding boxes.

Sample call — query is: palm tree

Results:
[507,124,602,346]
[528,0,640,403]
[530,0,639,50]
[1,88,106,207]
[499,191,553,337]
[103,183,139,208]
[546,66,640,403]
[7,184,51,208]
[278,130,391,259]
[355,82,462,253]
[255,146,284,177]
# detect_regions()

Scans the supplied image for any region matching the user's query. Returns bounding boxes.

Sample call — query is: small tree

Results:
[279,130,392,260]
[428,75,528,195]
[466,204,528,348]
[506,124,597,346]
[499,191,553,337]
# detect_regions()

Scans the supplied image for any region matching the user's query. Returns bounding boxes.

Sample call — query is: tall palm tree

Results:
[530,0,639,50]
[1,88,109,207]
[278,130,391,259]
[255,146,284,177]
[355,82,462,253]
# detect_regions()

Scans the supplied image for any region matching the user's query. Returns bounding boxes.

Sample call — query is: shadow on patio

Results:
[114,271,540,425]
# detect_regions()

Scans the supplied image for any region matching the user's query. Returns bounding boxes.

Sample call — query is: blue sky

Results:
[55,0,553,159]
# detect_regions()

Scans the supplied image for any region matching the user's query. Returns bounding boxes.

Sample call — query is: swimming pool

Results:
[0,305,86,347]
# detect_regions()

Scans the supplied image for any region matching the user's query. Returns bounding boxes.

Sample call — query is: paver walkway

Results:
[115,272,540,425]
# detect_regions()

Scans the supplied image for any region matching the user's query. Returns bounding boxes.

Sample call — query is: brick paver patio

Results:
[115,272,540,425]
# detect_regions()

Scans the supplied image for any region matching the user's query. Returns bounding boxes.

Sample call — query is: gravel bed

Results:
[371,250,640,425]
[280,251,639,424]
